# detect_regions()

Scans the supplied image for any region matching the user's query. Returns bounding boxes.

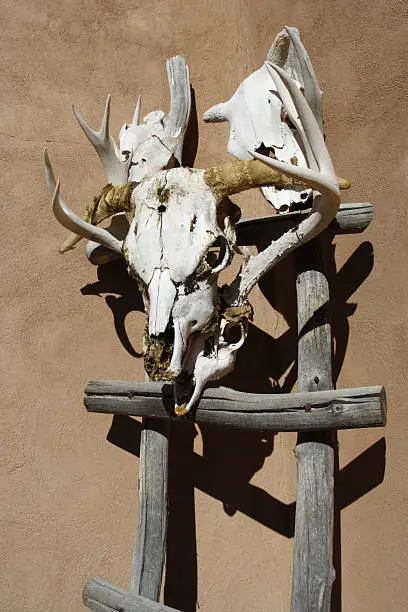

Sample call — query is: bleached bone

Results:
[73,94,130,186]
[224,62,340,305]
[85,214,129,265]
[51,180,123,255]
[48,39,345,413]
[49,81,340,403]
[44,150,123,253]
[175,321,247,415]
[48,143,318,404]
[52,56,191,254]
[163,55,191,163]
[119,55,190,175]
[51,94,131,253]
[119,110,167,175]
[283,26,323,133]
[133,95,141,125]
[126,135,179,182]
[123,167,234,382]
[266,28,291,66]
[204,27,311,212]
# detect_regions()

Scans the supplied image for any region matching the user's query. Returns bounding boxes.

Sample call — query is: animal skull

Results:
[123,167,236,374]
[45,38,347,414]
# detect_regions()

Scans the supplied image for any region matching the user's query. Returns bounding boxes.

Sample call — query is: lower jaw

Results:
[173,377,194,416]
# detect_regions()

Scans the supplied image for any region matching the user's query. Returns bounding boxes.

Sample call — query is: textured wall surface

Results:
[1,1,407,610]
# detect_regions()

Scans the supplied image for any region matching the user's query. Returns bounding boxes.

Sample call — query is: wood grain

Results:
[130,419,169,601]
[236,202,372,246]
[290,236,335,612]
[83,577,179,612]
[84,381,386,432]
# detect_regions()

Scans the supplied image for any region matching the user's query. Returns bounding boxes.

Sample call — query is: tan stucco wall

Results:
[1,1,407,610]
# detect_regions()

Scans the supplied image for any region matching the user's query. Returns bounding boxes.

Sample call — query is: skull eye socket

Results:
[193,237,231,282]
[222,322,241,344]
[205,239,227,269]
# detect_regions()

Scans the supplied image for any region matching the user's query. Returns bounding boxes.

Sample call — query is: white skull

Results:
[122,166,241,409]
[175,320,247,413]
[48,47,341,414]
[119,111,180,183]
[119,110,166,162]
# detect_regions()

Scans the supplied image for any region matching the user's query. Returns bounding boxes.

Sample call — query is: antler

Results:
[224,62,341,305]
[44,150,124,255]
[133,95,142,125]
[72,94,130,185]
[204,159,350,199]
[163,55,191,163]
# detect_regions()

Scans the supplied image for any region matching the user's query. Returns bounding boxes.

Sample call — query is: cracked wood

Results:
[84,381,386,432]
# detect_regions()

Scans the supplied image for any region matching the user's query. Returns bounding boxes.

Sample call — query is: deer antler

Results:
[51,180,123,255]
[224,62,341,305]
[163,55,191,163]
[44,150,124,255]
[72,94,130,185]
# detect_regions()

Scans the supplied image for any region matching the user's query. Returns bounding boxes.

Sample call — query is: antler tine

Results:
[44,148,57,194]
[164,56,191,163]
[265,62,317,172]
[249,150,339,200]
[45,149,123,255]
[72,93,110,149]
[224,63,342,305]
[252,63,340,204]
[265,62,335,178]
[133,95,141,125]
[72,94,130,186]
[51,178,123,255]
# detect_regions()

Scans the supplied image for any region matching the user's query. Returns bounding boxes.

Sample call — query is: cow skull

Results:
[45,41,347,415]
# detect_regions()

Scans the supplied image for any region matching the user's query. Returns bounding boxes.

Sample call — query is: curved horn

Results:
[254,62,340,213]
[45,151,123,255]
[72,94,130,186]
[204,57,348,200]
[224,63,342,304]
[204,159,302,199]
[45,150,134,253]
[204,159,351,199]
[204,156,349,200]
[52,180,123,255]
[44,148,57,193]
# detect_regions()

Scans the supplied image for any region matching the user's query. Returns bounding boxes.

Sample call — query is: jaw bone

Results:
[174,321,246,416]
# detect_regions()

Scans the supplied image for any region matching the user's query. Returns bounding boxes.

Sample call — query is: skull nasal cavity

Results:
[158,204,166,213]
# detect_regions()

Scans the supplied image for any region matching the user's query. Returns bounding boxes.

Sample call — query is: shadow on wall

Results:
[79,82,385,612]
[82,231,385,611]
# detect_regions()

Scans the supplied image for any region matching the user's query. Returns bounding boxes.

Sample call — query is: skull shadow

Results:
[82,237,383,612]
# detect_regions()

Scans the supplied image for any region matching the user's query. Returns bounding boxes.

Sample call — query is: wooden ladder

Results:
[82,203,386,612]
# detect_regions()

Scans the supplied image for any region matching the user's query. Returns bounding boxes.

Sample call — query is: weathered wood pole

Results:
[83,577,179,612]
[290,234,335,611]
[84,381,386,431]
[130,418,169,601]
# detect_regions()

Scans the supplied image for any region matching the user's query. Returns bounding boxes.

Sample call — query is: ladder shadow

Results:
[107,416,385,612]
[83,238,385,612]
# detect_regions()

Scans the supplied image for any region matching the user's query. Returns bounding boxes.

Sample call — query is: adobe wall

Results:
[1,1,406,610]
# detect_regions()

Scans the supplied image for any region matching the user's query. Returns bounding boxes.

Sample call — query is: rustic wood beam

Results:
[236,202,372,245]
[130,419,169,601]
[290,236,336,612]
[84,381,386,432]
[83,577,179,612]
